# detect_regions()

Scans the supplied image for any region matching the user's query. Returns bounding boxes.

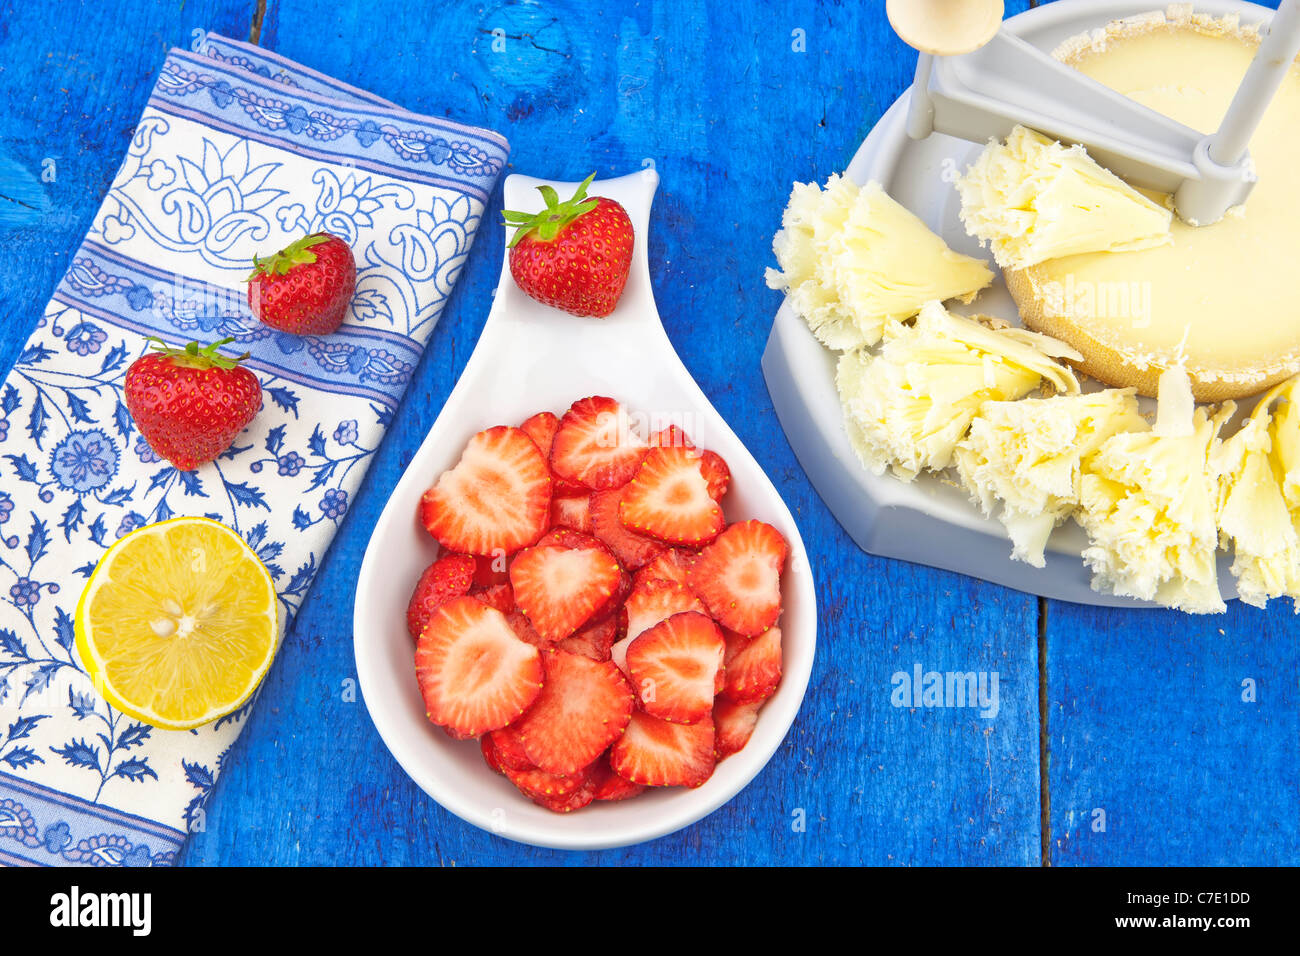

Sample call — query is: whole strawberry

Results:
[246,232,356,335]
[124,338,262,471]
[503,173,634,318]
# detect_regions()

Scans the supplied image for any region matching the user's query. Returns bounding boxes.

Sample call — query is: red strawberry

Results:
[513,649,635,775]
[472,581,515,615]
[536,528,630,624]
[472,553,511,588]
[551,397,648,491]
[123,338,262,471]
[503,174,634,318]
[721,625,782,703]
[503,763,591,804]
[484,723,535,772]
[406,552,476,640]
[506,608,549,648]
[550,495,593,534]
[620,446,725,547]
[518,411,559,458]
[699,451,731,501]
[420,426,552,556]
[625,611,725,724]
[590,752,646,801]
[510,534,624,642]
[610,710,716,788]
[713,698,763,760]
[590,488,663,570]
[624,577,707,644]
[649,425,694,448]
[556,614,619,662]
[246,232,356,335]
[688,520,788,637]
[481,734,507,774]
[414,596,544,738]
[633,548,698,592]
[530,775,598,813]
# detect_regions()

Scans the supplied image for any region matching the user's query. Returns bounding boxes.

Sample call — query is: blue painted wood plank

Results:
[1045,600,1300,865]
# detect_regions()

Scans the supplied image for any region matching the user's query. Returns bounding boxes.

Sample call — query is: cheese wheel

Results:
[1006,10,1300,401]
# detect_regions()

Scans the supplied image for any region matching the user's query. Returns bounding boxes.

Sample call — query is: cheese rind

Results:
[1006,13,1300,401]
[957,126,1173,271]
[767,175,993,350]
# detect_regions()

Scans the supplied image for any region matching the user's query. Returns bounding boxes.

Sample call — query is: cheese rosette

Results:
[767,175,993,350]
[1213,377,1300,610]
[836,301,1081,481]
[956,125,1173,271]
[1076,367,1235,614]
[955,389,1148,568]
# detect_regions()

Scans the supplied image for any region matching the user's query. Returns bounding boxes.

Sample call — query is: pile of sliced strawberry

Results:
[407,396,789,813]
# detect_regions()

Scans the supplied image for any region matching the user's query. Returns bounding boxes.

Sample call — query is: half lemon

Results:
[75,516,280,730]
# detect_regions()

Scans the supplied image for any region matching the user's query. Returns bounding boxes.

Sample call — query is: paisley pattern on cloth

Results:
[0,33,507,866]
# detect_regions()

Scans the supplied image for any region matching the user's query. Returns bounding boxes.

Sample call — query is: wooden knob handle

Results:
[886,0,1005,57]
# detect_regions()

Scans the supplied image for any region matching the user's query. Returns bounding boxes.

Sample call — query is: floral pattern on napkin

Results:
[0,34,506,867]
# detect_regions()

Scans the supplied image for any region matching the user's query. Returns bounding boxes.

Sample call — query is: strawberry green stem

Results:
[246,233,332,281]
[146,336,250,370]
[502,172,601,248]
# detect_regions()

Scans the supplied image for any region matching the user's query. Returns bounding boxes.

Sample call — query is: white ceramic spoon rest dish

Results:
[353,170,816,850]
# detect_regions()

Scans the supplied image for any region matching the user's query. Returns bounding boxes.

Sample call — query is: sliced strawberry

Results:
[557,614,619,662]
[625,611,725,724]
[481,734,506,774]
[414,596,544,737]
[699,450,730,501]
[688,520,788,636]
[420,426,551,556]
[506,608,548,648]
[625,577,708,644]
[550,396,648,490]
[503,763,589,802]
[406,552,476,640]
[714,697,762,760]
[472,581,515,615]
[510,535,623,642]
[610,710,716,788]
[550,494,593,534]
[472,552,511,587]
[649,425,693,449]
[513,650,635,775]
[519,411,559,458]
[485,723,535,772]
[591,566,631,625]
[721,625,783,703]
[536,526,609,552]
[611,634,633,678]
[633,547,698,592]
[590,752,646,801]
[590,487,663,570]
[531,775,598,813]
[620,446,725,547]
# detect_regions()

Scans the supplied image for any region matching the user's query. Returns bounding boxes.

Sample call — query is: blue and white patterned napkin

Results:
[0,34,507,866]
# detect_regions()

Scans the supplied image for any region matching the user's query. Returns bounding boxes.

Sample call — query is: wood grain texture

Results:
[0,0,1291,867]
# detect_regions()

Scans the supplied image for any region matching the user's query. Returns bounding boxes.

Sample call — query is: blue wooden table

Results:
[0,0,1295,866]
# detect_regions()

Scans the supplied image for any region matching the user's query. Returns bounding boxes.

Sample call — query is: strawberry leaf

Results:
[501,172,602,249]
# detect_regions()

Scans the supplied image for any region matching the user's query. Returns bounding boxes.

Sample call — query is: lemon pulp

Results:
[75,517,280,730]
